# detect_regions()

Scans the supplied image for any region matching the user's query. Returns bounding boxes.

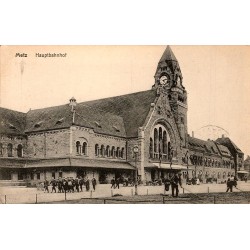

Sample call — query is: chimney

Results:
[192,131,194,137]
[222,134,225,138]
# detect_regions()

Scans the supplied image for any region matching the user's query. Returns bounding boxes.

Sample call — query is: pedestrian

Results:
[50,178,57,193]
[170,172,183,197]
[226,177,233,192]
[63,178,68,193]
[92,177,97,191]
[44,179,49,193]
[79,177,84,191]
[244,175,248,183]
[164,176,171,193]
[85,177,90,191]
[57,178,63,193]
[115,177,120,189]
[68,178,73,193]
[111,177,115,189]
[75,177,79,192]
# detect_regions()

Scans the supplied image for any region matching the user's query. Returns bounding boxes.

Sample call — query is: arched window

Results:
[106,146,110,157]
[159,127,163,155]
[7,143,13,157]
[116,147,120,158]
[95,144,99,156]
[151,124,171,160]
[17,144,23,157]
[121,148,125,158]
[223,172,226,179]
[168,142,172,160]
[82,142,87,155]
[76,141,81,154]
[100,145,105,157]
[0,143,3,156]
[154,128,158,156]
[149,138,153,158]
[218,172,221,179]
[163,131,167,155]
[111,146,115,158]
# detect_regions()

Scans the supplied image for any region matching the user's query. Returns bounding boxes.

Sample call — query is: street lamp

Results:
[133,145,139,195]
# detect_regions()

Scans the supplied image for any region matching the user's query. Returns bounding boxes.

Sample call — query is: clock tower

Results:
[153,46,188,147]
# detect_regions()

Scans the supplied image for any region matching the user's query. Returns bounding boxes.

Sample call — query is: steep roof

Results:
[188,136,222,156]
[159,45,178,63]
[23,89,156,137]
[216,137,243,154]
[83,89,157,137]
[216,143,232,157]
[0,107,26,135]
[25,104,73,132]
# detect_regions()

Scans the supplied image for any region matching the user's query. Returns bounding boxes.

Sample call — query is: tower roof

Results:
[159,45,178,63]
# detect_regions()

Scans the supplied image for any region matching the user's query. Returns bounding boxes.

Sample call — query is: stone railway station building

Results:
[0,46,245,186]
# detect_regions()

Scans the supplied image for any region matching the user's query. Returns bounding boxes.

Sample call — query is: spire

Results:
[159,45,178,63]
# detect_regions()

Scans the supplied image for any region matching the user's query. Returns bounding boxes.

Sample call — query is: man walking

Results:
[115,177,120,189]
[44,179,49,193]
[92,177,97,191]
[111,177,115,189]
[75,177,79,192]
[79,177,84,191]
[170,172,182,197]
[85,177,90,191]
[50,178,57,193]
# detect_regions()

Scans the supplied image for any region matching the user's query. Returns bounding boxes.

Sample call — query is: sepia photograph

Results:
[1,45,249,204]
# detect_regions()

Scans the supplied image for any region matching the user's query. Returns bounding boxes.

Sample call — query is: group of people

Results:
[110,177,120,189]
[42,176,97,193]
[163,172,183,197]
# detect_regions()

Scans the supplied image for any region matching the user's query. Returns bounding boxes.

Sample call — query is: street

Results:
[1,181,250,204]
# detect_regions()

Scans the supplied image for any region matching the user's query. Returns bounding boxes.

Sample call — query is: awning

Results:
[151,163,188,170]
[237,170,249,174]
[0,157,135,170]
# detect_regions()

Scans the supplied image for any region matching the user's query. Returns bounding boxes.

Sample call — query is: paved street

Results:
[0,181,250,204]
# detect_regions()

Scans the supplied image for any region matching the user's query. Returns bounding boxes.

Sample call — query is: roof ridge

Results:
[81,89,155,105]
[0,106,26,115]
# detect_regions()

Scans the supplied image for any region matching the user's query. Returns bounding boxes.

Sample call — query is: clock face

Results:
[159,75,168,85]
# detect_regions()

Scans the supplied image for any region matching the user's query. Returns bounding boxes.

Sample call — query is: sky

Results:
[0,45,250,156]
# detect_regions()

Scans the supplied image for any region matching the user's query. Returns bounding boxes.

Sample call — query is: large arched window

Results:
[7,143,13,157]
[17,144,23,158]
[0,143,3,157]
[150,124,171,160]
[82,142,87,155]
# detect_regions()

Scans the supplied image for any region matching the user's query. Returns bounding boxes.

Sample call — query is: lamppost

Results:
[133,145,139,195]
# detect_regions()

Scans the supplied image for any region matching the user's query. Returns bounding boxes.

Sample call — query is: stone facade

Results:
[0,46,244,185]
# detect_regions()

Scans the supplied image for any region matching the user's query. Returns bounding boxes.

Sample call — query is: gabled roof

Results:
[0,107,26,135]
[216,137,243,154]
[188,136,222,156]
